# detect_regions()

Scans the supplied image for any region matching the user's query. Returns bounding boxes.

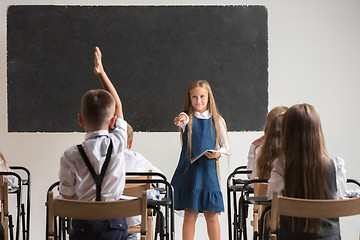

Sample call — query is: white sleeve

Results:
[249,157,258,180]
[332,157,347,199]
[111,118,128,153]
[58,149,76,197]
[178,112,189,132]
[135,152,164,175]
[217,116,230,157]
[266,159,285,199]
[247,143,256,170]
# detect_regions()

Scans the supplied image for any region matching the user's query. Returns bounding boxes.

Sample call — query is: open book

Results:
[191,149,231,164]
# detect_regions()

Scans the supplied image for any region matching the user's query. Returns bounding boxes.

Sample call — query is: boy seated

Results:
[125,123,163,176]
[125,123,163,239]
[58,46,128,240]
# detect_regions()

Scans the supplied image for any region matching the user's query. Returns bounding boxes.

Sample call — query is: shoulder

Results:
[331,157,345,171]
[125,149,145,160]
[62,145,79,160]
[218,115,226,125]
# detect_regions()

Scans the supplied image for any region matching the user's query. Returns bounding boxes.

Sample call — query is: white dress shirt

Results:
[124,149,163,227]
[59,118,127,201]
[266,157,347,199]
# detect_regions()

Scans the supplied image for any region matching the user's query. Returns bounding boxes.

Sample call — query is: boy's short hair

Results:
[81,89,115,129]
[126,123,134,147]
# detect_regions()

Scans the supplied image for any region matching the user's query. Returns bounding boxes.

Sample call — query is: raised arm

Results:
[94,46,124,119]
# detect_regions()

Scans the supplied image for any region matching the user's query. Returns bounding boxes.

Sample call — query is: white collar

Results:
[85,130,109,140]
[194,110,211,119]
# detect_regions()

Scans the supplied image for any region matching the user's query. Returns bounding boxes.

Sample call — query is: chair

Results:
[251,181,269,240]
[47,190,147,240]
[10,166,31,240]
[239,178,268,240]
[0,176,9,240]
[226,166,252,240]
[270,190,360,240]
[1,170,24,240]
[124,174,153,240]
[126,172,175,240]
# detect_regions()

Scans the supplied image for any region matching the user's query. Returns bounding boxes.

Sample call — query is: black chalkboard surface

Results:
[7,5,268,132]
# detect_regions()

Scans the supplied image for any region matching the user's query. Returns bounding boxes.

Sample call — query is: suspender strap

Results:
[77,139,113,201]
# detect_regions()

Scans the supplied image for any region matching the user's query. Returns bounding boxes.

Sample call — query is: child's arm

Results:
[174,112,189,132]
[174,113,188,126]
[94,46,124,120]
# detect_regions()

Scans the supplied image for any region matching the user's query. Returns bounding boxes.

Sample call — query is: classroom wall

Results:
[1,0,359,239]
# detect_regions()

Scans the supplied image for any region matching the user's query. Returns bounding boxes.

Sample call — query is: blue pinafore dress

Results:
[171,116,224,213]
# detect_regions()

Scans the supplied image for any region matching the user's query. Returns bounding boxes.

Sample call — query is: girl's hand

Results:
[205,151,221,159]
[174,114,187,126]
[94,46,104,76]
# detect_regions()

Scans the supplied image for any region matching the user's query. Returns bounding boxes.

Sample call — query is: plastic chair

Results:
[270,190,360,240]
[46,189,147,240]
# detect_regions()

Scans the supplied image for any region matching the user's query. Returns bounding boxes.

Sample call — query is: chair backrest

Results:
[126,172,153,189]
[270,190,360,232]
[125,174,152,198]
[254,182,269,197]
[123,182,148,198]
[0,176,9,240]
[47,190,147,240]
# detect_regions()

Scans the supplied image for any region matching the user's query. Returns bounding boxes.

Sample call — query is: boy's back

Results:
[59,118,127,201]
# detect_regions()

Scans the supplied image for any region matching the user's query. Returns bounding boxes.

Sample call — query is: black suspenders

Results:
[77,139,113,201]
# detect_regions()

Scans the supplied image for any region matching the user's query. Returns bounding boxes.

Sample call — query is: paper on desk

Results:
[119,195,137,200]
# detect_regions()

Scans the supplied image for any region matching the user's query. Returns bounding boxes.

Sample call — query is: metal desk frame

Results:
[1,166,31,240]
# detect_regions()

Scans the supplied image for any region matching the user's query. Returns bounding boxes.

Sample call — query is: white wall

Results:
[1,0,359,239]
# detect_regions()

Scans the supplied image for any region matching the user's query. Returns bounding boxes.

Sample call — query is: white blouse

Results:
[177,110,230,156]
[267,157,347,199]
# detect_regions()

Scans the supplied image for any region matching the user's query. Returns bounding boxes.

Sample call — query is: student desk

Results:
[226,166,252,240]
[126,172,175,240]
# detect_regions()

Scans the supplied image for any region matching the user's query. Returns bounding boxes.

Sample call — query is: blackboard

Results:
[7,5,268,132]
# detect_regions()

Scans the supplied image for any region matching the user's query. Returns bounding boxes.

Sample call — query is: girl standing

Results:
[171,80,229,240]
[267,104,346,240]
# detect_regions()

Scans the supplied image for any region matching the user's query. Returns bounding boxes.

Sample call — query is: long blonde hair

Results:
[282,104,331,233]
[256,113,284,179]
[264,106,288,134]
[181,80,224,158]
